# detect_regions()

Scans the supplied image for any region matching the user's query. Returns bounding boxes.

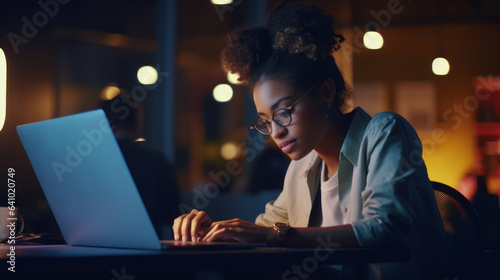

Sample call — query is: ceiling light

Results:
[137,66,158,85]
[363,31,384,50]
[213,84,233,102]
[432,57,450,76]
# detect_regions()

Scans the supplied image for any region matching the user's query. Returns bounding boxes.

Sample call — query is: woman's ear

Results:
[320,78,336,107]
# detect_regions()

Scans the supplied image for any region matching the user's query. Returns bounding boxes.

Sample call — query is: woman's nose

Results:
[270,121,286,140]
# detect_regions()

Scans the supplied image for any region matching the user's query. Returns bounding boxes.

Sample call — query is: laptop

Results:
[17,109,265,250]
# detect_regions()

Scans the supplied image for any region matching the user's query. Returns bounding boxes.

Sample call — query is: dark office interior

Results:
[0,0,500,279]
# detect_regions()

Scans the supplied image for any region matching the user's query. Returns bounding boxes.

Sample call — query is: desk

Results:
[0,244,409,279]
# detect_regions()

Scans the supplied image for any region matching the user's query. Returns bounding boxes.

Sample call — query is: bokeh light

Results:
[0,49,6,132]
[137,65,158,85]
[432,57,450,75]
[100,85,121,100]
[363,31,384,50]
[213,84,233,102]
[221,142,239,160]
[227,72,240,84]
[211,0,233,5]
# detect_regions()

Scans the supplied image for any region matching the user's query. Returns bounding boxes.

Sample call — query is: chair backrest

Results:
[432,181,483,249]
[432,181,483,271]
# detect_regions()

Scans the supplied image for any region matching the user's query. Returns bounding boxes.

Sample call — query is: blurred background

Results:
[0,0,499,238]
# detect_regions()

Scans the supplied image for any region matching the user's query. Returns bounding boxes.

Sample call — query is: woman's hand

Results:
[172,209,213,242]
[202,218,274,243]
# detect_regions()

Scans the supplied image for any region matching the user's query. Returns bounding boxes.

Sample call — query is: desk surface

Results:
[1,244,409,279]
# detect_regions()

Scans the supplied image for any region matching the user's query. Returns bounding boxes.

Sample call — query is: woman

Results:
[173,1,448,279]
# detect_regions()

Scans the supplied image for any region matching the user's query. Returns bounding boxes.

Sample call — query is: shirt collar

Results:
[340,107,372,167]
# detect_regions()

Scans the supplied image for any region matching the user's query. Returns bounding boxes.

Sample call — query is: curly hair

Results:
[221,0,351,112]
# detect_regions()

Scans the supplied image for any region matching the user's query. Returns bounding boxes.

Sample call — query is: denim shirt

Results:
[255,107,448,279]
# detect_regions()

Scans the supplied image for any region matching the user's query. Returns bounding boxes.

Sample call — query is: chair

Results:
[432,181,484,279]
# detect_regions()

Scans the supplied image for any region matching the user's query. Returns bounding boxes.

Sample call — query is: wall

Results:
[353,23,500,188]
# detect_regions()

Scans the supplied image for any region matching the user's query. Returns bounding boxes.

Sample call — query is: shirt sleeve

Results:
[351,113,427,248]
[255,188,289,226]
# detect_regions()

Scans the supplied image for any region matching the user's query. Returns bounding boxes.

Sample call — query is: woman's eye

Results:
[276,110,289,119]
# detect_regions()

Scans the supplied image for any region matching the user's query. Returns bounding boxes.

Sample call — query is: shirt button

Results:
[344,207,348,212]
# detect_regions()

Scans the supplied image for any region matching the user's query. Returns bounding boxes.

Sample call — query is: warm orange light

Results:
[221,142,239,160]
[100,85,121,100]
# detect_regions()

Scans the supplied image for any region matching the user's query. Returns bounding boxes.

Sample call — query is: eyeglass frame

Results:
[250,83,320,136]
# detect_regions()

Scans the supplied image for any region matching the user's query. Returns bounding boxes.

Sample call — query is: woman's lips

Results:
[279,139,297,154]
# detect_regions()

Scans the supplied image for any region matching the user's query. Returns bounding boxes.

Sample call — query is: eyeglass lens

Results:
[254,108,292,135]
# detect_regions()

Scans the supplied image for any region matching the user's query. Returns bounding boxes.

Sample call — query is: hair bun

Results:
[221,1,345,86]
[268,1,344,60]
[221,27,273,85]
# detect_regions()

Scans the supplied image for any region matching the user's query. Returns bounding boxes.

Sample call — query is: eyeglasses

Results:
[250,83,319,136]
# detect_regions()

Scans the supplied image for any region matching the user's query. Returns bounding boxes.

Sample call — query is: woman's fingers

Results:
[203,223,238,242]
[181,211,199,242]
[201,223,217,242]
[191,211,212,242]
[202,219,259,242]
[172,214,188,241]
[175,216,271,243]
[204,227,242,242]
[172,209,214,242]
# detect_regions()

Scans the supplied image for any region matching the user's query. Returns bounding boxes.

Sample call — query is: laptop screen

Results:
[17,109,162,250]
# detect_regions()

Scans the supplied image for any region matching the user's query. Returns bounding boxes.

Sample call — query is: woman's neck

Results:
[314,109,355,180]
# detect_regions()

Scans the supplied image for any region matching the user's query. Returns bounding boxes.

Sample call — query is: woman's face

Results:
[253,79,330,161]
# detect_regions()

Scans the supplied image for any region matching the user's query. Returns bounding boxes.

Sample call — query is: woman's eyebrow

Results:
[257,96,293,116]
[271,96,293,111]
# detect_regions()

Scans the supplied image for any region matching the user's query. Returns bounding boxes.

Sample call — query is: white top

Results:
[320,162,344,227]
